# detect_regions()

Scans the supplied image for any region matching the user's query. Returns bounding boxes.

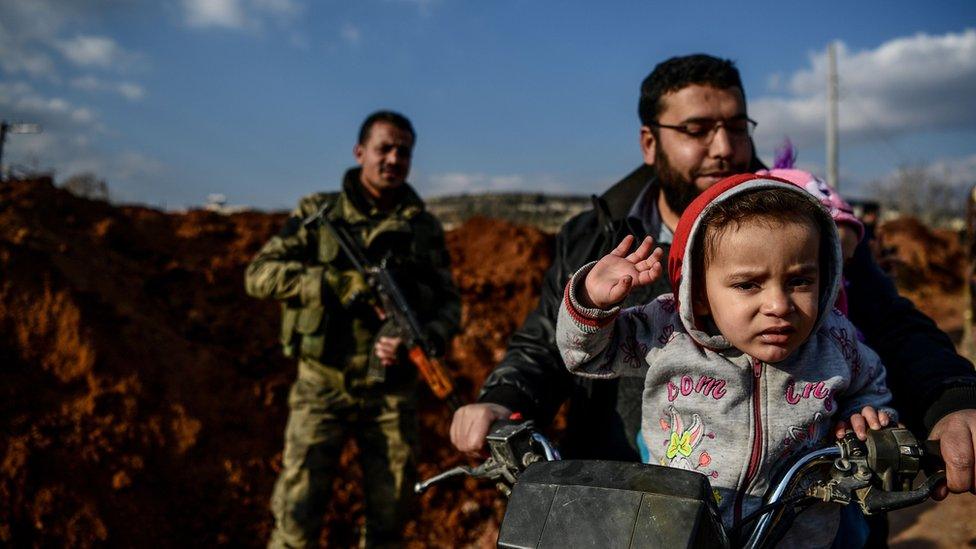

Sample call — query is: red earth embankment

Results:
[877,217,967,337]
[1,177,971,547]
[0,177,551,547]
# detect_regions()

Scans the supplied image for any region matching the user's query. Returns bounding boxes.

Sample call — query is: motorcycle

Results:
[416,418,945,548]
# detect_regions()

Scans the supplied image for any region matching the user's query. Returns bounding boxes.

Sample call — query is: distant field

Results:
[427,192,591,232]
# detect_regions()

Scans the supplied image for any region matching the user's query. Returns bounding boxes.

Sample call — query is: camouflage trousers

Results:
[268,359,419,549]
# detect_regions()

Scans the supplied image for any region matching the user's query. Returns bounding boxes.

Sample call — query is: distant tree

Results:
[867,165,967,227]
[62,172,110,201]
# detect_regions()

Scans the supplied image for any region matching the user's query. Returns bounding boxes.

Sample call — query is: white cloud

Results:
[117,82,145,100]
[0,0,72,79]
[752,29,976,151]
[1,81,98,133]
[182,0,248,29]
[425,172,524,195]
[71,108,95,124]
[53,149,167,204]
[0,46,57,79]
[71,75,102,90]
[0,2,162,204]
[835,153,976,200]
[923,153,976,187]
[57,35,138,69]
[1,80,166,203]
[253,0,302,17]
[341,23,361,46]
[181,0,304,30]
[71,76,146,101]
[1,2,146,80]
[765,72,784,92]
[289,32,310,50]
[111,151,165,181]
[386,0,437,16]
[1,81,98,173]
[421,172,569,196]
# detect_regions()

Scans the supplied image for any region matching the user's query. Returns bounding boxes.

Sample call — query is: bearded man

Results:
[450,55,976,508]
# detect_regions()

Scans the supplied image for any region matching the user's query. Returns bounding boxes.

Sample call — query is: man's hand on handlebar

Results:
[450,403,513,455]
[928,409,976,499]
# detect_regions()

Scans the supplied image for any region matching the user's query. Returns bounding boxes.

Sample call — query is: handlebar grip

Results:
[486,414,527,436]
[922,439,944,474]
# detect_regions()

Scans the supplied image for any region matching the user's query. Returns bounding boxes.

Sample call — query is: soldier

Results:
[246,111,461,548]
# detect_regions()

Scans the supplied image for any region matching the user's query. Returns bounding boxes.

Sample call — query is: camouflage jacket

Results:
[245,168,461,390]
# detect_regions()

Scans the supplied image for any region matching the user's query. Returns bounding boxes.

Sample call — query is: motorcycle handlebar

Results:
[416,421,947,537]
[922,439,943,473]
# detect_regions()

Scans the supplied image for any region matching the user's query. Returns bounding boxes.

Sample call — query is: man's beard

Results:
[655,147,702,217]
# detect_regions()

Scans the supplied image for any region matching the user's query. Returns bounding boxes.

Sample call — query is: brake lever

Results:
[414,455,519,495]
[414,465,475,494]
[861,472,946,514]
[416,417,554,497]
[858,437,944,513]
[839,428,946,514]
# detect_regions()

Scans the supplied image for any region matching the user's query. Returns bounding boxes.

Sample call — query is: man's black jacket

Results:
[479,164,976,460]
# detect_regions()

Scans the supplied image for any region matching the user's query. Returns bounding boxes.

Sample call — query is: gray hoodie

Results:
[556,177,895,546]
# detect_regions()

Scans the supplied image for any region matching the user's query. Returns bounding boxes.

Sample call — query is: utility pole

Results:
[826,42,839,190]
[0,120,42,180]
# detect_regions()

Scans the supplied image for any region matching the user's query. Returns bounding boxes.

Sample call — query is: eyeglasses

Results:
[650,117,757,143]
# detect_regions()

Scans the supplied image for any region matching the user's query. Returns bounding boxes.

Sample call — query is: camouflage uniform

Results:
[245,168,460,548]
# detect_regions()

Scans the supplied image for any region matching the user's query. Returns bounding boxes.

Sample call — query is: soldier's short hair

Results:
[638,54,744,128]
[358,111,416,145]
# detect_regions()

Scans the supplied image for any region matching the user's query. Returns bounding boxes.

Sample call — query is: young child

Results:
[556,174,896,547]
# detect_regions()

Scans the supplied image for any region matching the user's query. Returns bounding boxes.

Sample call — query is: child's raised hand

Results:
[834,405,892,441]
[582,235,664,309]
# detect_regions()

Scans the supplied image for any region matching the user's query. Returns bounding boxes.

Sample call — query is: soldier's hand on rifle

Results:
[374,336,403,367]
[328,269,371,308]
[583,235,664,309]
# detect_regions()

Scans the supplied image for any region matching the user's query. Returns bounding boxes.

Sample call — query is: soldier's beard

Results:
[655,147,702,218]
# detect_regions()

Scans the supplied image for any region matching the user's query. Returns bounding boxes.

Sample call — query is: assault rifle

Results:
[304,203,462,411]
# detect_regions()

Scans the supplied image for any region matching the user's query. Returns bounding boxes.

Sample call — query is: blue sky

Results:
[2,0,975,209]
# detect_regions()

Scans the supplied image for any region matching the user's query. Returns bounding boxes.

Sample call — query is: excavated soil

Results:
[1,177,973,547]
[876,217,968,338]
[0,177,550,547]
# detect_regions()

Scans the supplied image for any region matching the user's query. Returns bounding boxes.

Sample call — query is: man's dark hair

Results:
[638,54,744,127]
[358,110,416,145]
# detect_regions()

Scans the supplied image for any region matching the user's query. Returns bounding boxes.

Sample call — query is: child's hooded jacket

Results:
[556,174,895,546]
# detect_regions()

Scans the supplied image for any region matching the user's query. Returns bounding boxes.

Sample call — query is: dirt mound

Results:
[877,216,967,336]
[878,217,965,292]
[0,178,552,547]
[3,179,970,547]
[445,215,552,380]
